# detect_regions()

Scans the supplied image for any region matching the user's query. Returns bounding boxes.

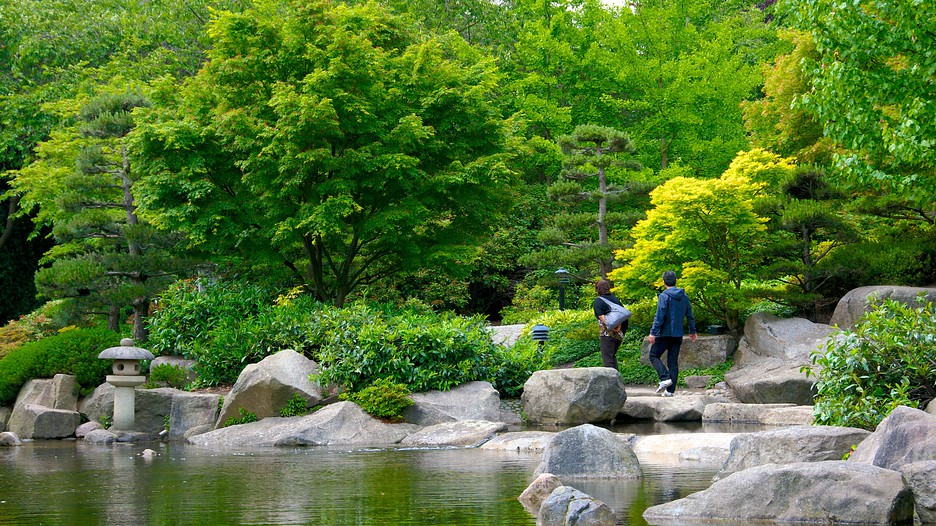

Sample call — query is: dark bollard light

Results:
[98,338,154,430]
[531,324,550,353]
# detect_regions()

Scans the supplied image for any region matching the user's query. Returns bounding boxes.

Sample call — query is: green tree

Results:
[603,0,778,177]
[537,125,644,278]
[1,0,247,323]
[609,165,768,332]
[782,0,935,214]
[18,92,191,339]
[133,0,513,306]
[741,30,835,164]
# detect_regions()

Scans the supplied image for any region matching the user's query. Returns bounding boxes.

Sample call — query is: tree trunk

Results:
[107,305,121,332]
[132,298,148,342]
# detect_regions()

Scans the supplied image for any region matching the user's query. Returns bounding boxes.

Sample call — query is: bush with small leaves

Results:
[279,393,310,417]
[807,297,936,430]
[223,408,258,427]
[340,378,414,421]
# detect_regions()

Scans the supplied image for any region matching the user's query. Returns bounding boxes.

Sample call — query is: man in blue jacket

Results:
[649,270,697,397]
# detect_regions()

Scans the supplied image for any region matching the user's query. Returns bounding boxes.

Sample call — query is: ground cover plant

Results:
[808,297,936,430]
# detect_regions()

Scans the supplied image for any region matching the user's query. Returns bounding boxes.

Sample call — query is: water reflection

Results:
[0,440,725,526]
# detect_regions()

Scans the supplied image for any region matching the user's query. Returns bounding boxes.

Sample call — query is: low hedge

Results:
[0,326,120,405]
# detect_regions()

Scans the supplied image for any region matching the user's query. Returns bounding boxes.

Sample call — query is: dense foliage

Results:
[0,326,120,404]
[808,298,936,430]
[339,377,414,421]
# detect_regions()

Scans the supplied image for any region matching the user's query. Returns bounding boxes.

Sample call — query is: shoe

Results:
[655,379,673,393]
[661,391,674,397]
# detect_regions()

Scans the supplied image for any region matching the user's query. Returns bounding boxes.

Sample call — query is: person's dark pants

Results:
[649,336,683,393]
[599,336,621,370]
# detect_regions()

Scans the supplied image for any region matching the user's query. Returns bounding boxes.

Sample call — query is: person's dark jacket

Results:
[650,287,697,337]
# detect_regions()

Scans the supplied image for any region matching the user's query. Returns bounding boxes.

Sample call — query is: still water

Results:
[0,426,728,526]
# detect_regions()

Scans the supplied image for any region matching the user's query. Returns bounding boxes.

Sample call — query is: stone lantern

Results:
[98,338,154,430]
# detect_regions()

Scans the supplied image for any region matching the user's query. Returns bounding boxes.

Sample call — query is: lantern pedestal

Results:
[107,375,146,430]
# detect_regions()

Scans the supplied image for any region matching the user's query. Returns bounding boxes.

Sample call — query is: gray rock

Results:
[683,375,711,389]
[644,461,914,525]
[521,368,627,425]
[679,446,730,465]
[702,402,813,425]
[519,473,562,515]
[724,358,815,405]
[618,395,708,422]
[75,420,104,439]
[737,312,835,363]
[632,433,736,464]
[481,431,556,452]
[216,349,322,428]
[716,425,871,479]
[831,285,936,330]
[7,403,80,439]
[537,486,616,526]
[135,387,179,434]
[0,431,21,446]
[169,392,221,440]
[15,374,79,411]
[0,406,9,432]
[78,383,114,424]
[84,428,119,444]
[489,324,526,347]
[534,424,641,479]
[400,420,507,448]
[403,381,518,425]
[640,334,737,369]
[849,405,936,471]
[900,461,936,524]
[188,401,415,448]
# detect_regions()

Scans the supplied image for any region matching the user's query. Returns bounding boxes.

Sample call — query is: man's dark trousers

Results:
[649,336,682,393]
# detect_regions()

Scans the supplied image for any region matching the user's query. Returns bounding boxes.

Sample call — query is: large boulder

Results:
[639,334,737,369]
[189,401,416,448]
[849,405,936,471]
[537,486,617,526]
[521,368,626,425]
[644,461,914,525]
[702,403,814,426]
[900,461,936,524]
[399,420,507,448]
[135,387,178,435]
[78,383,114,424]
[519,473,562,515]
[168,392,222,440]
[215,349,322,428]
[716,426,871,479]
[534,424,641,479]
[734,313,835,364]
[7,403,80,439]
[403,381,518,425]
[15,374,79,411]
[831,285,936,330]
[617,395,709,422]
[723,358,815,405]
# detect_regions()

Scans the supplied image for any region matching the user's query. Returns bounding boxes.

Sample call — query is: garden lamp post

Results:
[555,268,571,311]
[98,338,154,430]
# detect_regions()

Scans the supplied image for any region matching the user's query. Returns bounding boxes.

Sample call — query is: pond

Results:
[0,422,748,526]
